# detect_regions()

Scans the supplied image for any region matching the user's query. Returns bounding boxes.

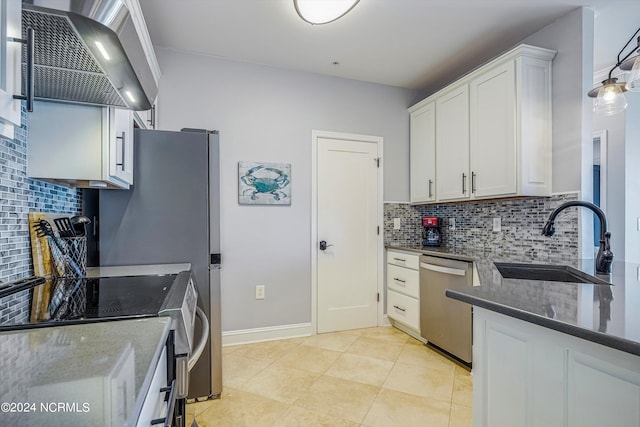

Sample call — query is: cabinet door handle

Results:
[472,172,476,194]
[116,131,126,170]
[393,277,406,284]
[10,28,35,112]
[462,173,467,194]
[148,105,156,128]
[428,179,433,199]
[393,305,406,312]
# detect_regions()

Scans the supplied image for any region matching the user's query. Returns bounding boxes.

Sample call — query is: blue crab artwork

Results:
[239,162,291,204]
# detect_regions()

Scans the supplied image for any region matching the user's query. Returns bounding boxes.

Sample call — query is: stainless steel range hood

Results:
[22,0,157,110]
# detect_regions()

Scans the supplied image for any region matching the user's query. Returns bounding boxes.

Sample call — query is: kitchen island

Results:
[0,317,172,427]
[386,245,640,427]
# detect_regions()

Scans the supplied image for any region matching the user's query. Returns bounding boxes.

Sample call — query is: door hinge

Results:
[377,292,380,302]
[375,157,381,168]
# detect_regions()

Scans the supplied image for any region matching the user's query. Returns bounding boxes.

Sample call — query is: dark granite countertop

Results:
[385,245,640,357]
[0,317,171,427]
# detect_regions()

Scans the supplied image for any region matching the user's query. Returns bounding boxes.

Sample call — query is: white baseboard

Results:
[222,322,313,347]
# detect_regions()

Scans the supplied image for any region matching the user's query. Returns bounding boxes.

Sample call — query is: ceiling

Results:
[139,0,640,93]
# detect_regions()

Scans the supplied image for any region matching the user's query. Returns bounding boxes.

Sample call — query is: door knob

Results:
[319,240,334,251]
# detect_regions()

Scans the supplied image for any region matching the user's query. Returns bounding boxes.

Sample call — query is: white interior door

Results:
[316,136,380,333]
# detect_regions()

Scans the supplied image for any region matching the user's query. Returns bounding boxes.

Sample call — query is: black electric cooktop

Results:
[0,274,178,330]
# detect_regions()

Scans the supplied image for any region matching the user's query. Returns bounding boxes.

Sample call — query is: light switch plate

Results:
[493,217,501,232]
[393,218,401,230]
[449,218,456,231]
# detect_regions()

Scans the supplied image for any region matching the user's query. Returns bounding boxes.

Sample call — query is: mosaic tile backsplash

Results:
[384,193,580,259]
[1,104,81,325]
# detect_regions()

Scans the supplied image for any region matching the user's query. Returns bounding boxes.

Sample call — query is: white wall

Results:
[624,97,640,262]
[523,7,595,258]
[594,109,625,259]
[155,49,416,332]
[591,0,640,262]
[599,95,640,263]
[523,7,594,195]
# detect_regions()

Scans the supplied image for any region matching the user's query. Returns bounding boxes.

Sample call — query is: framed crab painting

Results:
[238,161,291,205]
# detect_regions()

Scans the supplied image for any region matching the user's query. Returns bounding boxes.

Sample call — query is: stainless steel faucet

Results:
[541,201,614,274]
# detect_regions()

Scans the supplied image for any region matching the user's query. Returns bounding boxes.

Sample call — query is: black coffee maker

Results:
[422,217,442,246]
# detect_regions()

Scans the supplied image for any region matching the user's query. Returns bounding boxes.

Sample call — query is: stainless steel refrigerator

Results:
[98,128,222,400]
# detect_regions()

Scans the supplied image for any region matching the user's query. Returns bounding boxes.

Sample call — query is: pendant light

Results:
[589,78,628,116]
[620,36,640,92]
[294,0,360,25]
[589,27,640,116]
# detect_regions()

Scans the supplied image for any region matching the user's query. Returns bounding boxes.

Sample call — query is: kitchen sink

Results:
[494,262,611,285]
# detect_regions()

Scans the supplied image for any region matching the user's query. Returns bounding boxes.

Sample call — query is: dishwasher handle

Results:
[420,262,467,277]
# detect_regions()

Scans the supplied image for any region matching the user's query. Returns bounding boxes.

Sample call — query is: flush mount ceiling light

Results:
[588,26,640,116]
[294,0,360,25]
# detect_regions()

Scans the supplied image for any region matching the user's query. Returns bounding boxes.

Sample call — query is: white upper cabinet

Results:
[27,101,134,189]
[109,107,134,185]
[409,44,556,204]
[0,0,22,138]
[435,84,470,202]
[470,50,554,199]
[470,61,517,198]
[133,96,158,130]
[409,101,435,203]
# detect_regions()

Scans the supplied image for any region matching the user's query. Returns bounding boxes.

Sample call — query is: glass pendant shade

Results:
[593,82,628,116]
[294,0,360,25]
[624,57,640,92]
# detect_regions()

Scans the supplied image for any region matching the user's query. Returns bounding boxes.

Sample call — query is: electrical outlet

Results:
[493,217,501,232]
[393,218,401,230]
[449,218,456,231]
[255,285,265,300]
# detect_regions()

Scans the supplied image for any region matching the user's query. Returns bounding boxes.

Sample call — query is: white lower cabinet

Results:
[474,307,640,427]
[387,289,419,331]
[387,264,419,297]
[386,250,420,335]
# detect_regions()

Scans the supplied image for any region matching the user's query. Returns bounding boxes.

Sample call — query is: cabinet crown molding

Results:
[410,44,557,110]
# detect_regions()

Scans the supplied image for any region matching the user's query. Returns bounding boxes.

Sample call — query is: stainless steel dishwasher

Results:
[419,255,473,364]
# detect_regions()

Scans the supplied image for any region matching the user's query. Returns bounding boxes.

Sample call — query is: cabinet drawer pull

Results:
[393,257,406,262]
[393,277,406,284]
[393,305,406,312]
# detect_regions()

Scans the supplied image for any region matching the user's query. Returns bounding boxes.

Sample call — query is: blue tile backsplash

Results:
[384,193,580,259]
[1,104,81,324]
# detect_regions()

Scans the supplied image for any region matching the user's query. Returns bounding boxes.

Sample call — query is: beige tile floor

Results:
[187,327,472,426]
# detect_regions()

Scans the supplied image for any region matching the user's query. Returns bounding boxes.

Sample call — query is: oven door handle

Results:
[188,306,209,371]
